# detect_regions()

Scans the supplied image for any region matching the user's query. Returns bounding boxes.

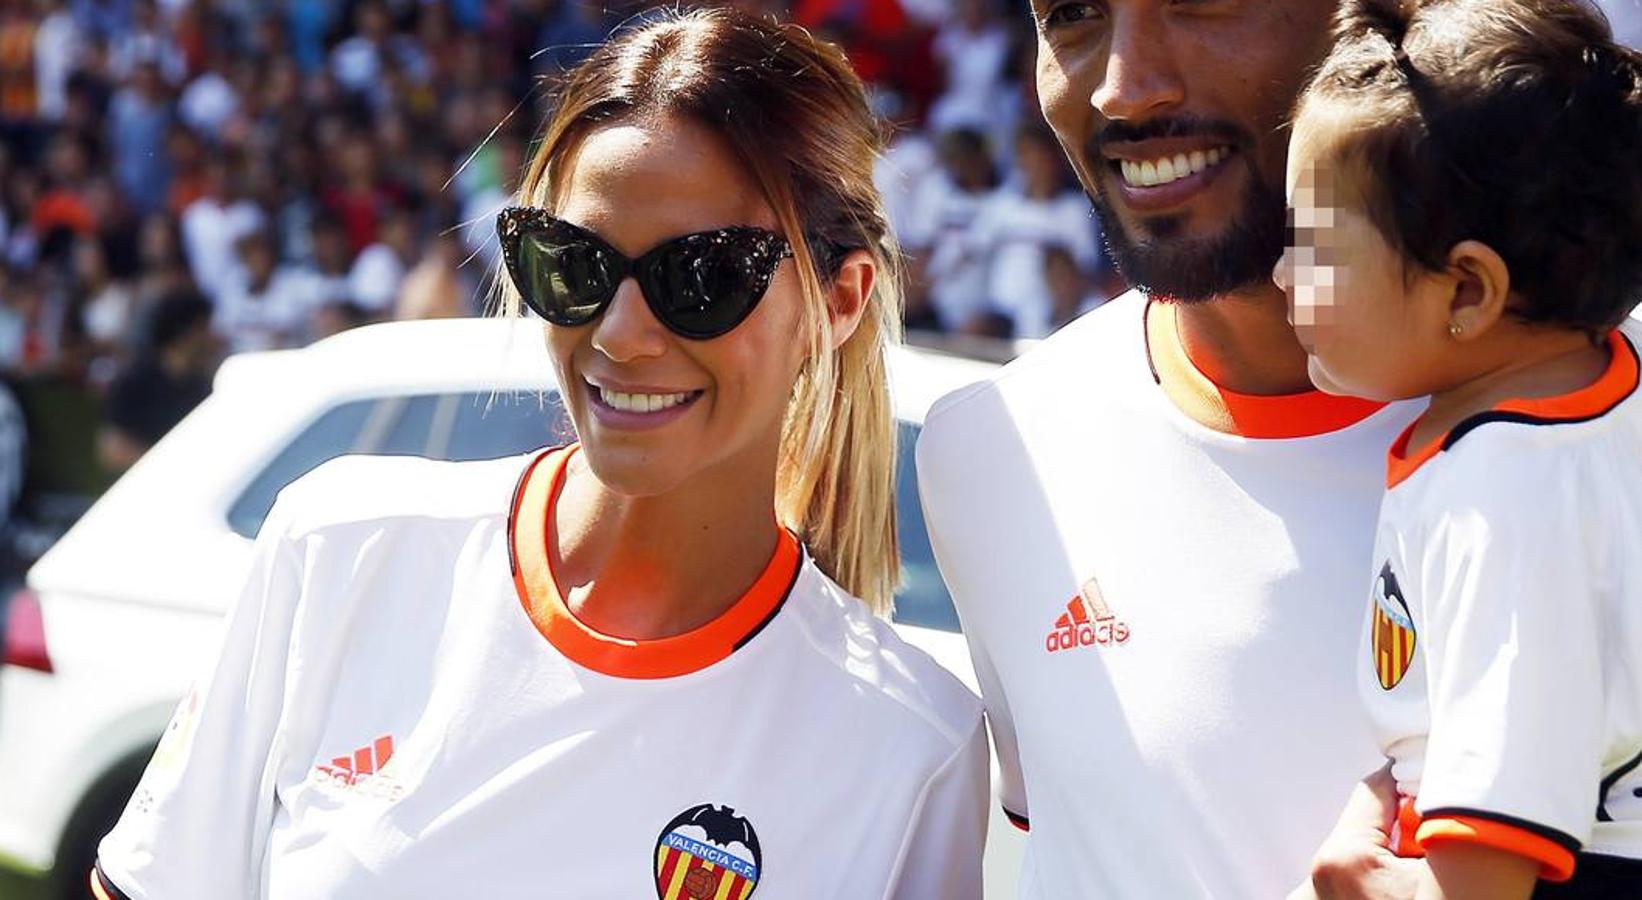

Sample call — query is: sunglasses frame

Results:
[497,206,798,340]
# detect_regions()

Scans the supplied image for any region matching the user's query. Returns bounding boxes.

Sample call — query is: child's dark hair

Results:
[1300,0,1642,335]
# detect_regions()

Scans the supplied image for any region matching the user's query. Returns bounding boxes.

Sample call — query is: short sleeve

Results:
[888,717,989,900]
[1411,468,1605,882]
[94,498,306,899]
[915,428,1030,829]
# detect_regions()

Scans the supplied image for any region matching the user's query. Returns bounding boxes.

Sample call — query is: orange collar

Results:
[1144,299,1386,438]
[506,445,802,679]
[1386,330,1640,489]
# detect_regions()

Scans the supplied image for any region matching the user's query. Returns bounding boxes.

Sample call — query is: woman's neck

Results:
[1410,327,1610,449]
[549,449,783,641]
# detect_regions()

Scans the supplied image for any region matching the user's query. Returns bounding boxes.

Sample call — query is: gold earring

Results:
[1449,322,1464,338]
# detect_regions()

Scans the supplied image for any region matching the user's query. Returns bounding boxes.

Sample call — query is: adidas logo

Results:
[1045,579,1130,653]
[310,734,404,800]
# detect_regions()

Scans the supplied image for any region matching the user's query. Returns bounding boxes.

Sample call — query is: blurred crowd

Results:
[0,0,1121,481]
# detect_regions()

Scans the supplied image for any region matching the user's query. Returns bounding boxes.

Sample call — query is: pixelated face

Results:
[1032,0,1338,301]
[1275,135,1448,402]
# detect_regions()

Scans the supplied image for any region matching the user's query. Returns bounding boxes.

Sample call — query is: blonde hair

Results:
[495,7,905,613]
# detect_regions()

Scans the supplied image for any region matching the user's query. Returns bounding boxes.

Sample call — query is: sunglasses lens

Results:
[646,234,776,338]
[515,231,617,325]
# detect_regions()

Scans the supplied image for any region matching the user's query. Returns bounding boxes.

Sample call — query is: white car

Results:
[0,318,1023,898]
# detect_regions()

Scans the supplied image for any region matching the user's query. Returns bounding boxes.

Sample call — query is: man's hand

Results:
[1298,765,1426,900]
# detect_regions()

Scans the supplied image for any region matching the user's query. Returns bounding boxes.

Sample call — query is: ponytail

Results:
[775,221,904,615]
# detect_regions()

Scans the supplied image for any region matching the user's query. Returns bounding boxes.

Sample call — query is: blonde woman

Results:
[90,8,987,900]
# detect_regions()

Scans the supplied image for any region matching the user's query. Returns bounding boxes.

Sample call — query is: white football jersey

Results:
[95,447,986,900]
[1364,327,1642,888]
[917,292,1421,899]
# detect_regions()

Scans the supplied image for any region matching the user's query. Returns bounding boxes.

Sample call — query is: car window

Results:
[226,391,570,539]
[226,397,961,633]
[891,421,959,633]
[441,390,573,461]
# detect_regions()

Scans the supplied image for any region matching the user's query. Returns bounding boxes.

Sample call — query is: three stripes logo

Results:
[1045,576,1130,653]
[654,804,762,900]
[310,734,404,799]
[1371,562,1417,690]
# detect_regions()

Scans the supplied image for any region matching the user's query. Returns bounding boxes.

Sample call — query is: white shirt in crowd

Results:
[928,22,1010,134]
[908,174,994,330]
[954,187,1099,338]
[347,242,406,314]
[918,293,1422,898]
[177,70,239,140]
[1365,325,1642,887]
[211,265,326,354]
[96,448,987,899]
[180,198,265,300]
[33,8,80,121]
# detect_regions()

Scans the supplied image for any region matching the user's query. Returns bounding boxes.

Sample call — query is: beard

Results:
[1084,124,1288,303]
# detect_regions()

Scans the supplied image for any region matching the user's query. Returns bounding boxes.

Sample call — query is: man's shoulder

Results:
[920,291,1145,443]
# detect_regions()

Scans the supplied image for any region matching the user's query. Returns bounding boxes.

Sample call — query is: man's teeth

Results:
[598,387,693,413]
[1120,147,1228,188]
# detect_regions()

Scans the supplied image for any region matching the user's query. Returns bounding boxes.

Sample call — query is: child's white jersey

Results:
[1365,328,1642,888]
[917,294,1423,899]
[95,447,987,900]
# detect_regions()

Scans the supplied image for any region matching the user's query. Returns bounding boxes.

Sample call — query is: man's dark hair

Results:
[1301,0,1642,334]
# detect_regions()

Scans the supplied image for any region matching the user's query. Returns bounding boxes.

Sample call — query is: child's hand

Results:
[1307,765,1426,900]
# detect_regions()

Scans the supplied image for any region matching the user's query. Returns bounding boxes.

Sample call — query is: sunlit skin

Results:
[1031,0,1337,395]
[532,114,871,640]
[1276,110,1609,452]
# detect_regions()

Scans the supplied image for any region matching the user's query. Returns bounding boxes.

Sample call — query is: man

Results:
[916,1,1422,897]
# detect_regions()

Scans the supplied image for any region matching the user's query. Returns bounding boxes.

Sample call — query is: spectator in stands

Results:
[106,0,183,86]
[1043,243,1113,331]
[34,0,82,123]
[108,58,173,215]
[213,229,312,354]
[396,231,471,321]
[927,0,1008,133]
[98,287,216,471]
[348,204,413,316]
[179,153,263,299]
[305,215,356,315]
[966,123,1101,338]
[74,235,135,369]
[907,127,997,331]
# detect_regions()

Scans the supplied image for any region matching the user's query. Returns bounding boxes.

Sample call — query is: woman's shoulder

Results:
[266,450,541,542]
[782,560,982,750]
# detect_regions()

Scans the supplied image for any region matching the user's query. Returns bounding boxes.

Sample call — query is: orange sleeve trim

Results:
[1002,806,1030,832]
[1387,331,1639,489]
[1416,815,1577,883]
[89,864,131,900]
[1145,299,1386,439]
[89,869,113,900]
[508,445,803,680]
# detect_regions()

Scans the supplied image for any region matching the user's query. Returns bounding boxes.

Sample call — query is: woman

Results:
[92,8,987,900]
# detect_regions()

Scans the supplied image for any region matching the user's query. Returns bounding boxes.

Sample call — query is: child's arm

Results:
[1418,842,1537,900]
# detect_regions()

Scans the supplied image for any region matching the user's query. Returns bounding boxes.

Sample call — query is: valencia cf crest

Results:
[654,804,762,900]
[1370,561,1417,690]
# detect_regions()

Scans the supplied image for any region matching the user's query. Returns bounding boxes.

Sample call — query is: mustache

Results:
[1085,116,1253,160]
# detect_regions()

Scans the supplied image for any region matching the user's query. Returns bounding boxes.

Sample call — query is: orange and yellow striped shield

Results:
[654,841,758,900]
[1370,562,1417,690]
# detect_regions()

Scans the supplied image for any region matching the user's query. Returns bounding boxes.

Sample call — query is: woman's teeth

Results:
[597,386,694,413]
[1119,147,1229,188]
